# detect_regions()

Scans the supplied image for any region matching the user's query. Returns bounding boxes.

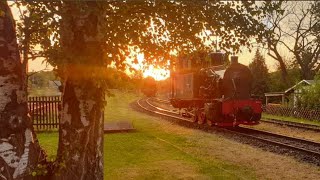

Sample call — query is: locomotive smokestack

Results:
[231,56,238,64]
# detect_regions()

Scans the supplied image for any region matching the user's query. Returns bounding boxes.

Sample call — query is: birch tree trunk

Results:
[55,2,105,179]
[0,2,44,179]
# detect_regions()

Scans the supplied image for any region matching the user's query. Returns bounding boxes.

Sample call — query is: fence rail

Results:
[28,96,61,130]
[263,105,320,121]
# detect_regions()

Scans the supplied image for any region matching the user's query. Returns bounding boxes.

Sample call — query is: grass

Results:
[28,88,61,97]
[37,90,320,179]
[38,91,256,179]
[262,113,320,126]
[37,132,58,161]
[104,91,256,179]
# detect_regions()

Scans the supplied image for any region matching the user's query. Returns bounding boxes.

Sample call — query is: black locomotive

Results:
[170,52,262,127]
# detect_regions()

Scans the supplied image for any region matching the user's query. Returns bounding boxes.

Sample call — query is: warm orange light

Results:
[125,46,170,81]
[143,65,170,81]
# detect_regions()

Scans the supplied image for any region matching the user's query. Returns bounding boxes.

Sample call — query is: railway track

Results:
[151,97,320,132]
[261,118,320,132]
[136,98,320,165]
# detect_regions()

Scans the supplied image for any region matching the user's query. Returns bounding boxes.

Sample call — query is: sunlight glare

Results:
[125,46,170,81]
[143,65,170,81]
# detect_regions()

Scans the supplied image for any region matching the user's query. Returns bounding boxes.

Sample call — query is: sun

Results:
[143,65,170,81]
[125,48,170,81]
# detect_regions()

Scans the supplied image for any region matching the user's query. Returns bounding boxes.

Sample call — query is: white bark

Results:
[0,2,43,179]
[12,129,33,179]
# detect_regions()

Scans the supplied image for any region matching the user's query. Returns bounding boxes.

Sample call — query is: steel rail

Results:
[137,98,320,165]
[260,118,320,132]
[226,127,320,158]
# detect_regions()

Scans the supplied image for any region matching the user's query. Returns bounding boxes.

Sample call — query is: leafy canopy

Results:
[17,0,282,72]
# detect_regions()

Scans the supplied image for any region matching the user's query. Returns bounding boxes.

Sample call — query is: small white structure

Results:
[285,80,314,107]
[265,80,315,107]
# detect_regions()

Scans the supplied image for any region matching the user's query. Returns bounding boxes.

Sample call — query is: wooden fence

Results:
[29,96,319,129]
[263,105,320,121]
[28,96,61,130]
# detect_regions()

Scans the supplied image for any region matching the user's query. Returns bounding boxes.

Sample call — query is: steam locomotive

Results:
[170,52,262,127]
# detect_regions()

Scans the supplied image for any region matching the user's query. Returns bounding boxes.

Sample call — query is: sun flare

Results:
[125,47,170,81]
[143,65,170,81]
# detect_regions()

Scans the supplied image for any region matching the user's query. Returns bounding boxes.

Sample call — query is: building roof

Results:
[49,80,62,87]
[264,92,286,97]
[264,79,315,97]
[284,80,315,94]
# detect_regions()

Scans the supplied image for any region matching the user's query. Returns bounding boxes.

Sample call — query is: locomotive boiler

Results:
[170,52,262,127]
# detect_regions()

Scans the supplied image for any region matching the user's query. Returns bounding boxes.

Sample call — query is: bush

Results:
[299,75,320,109]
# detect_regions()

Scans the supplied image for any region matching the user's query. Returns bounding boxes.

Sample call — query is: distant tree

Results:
[262,1,320,80]
[311,1,320,43]
[28,70,57,88]
[142,77,157,97]
[268,57,302,92]
[249,49,269,98]
[12,1,55,89]
[268,68,302,92]
[104,68,143,92]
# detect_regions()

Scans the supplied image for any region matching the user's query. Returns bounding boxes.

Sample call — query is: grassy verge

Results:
[262,113,320,126]
[104,91,256,179]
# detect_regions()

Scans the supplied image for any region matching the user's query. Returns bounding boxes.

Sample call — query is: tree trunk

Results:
[278,60,289,85]
[22,30,30,92]
[56,75,104,180]
[0,2,45,179]
[54,2,105,179]
[267,38,289,86]
[301,68,315,80]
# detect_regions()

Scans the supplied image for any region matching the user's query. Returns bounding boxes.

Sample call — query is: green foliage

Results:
[13,1,60,59]
[21,1,282,73]
[268,68,302,92]
[249,49,269,97]
[298,77,320,109]
[105,67,143,92]
[28,70,57,88]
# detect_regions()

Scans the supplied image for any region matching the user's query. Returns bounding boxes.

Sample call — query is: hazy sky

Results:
[10,3,281,73]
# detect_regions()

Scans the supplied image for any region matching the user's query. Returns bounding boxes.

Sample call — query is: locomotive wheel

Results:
[207,119,213,126]
[197,111,206,125]
[192,113,198,122]
[190,105,198,122]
